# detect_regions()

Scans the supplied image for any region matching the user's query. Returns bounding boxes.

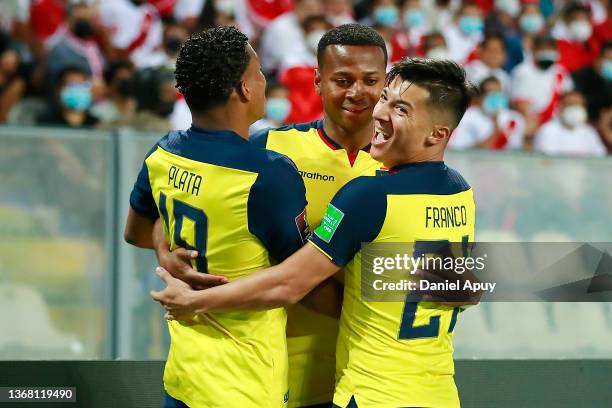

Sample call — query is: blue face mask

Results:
[459,16,484,36]
[602,59,612,81]
[483,91,508,114]
[519,14,544,34]
[265,97,291,122]
[374,6,399,27]
[61,83,92,111]
[404,9,425,28]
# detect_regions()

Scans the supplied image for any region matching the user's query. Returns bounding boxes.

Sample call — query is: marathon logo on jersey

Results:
[314,204,344,243]
[168,165,202,196]
[298,170,335,182]
[295,208,309,243]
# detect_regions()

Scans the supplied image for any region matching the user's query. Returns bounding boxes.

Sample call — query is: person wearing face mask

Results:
[46,2,106,85]
[554,2,602,72]
[534,90,607,156]
[572,41,612,122]
[366,0,409,62]
[442,2,485,63]
[249,82,292,133]
[483,0,525,72]
[422,31,452,59]
[91,60,138,127]
[450,76,525,150]
[511,35,574,141]
[517,2,546,61]
[140,20,189,69]
[38,66,98,128]
[123,66,175,131]
[400,0,429,51]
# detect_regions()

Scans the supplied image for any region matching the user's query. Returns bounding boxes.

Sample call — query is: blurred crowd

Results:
[0,0,610,156]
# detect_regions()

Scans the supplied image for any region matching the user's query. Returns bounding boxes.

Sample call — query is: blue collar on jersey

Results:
[188,124,248,144]
[389,161,446,174]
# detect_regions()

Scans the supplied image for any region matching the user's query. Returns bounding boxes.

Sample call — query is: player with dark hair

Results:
[152,57,477,408]
[152,23,388,408]
[124,26,308,408]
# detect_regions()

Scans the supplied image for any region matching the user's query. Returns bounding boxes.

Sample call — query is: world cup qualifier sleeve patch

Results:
[314,204,345,243]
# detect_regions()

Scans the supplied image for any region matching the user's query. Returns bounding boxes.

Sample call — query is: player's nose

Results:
[372,99,389,122]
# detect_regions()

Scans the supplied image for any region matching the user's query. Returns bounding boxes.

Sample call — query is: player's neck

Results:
[191,109,249,140]
[323,117,373,154]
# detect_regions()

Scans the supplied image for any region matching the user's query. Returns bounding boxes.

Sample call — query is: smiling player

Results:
[152,57,477,408]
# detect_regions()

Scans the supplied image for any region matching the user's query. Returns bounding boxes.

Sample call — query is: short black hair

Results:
[533,34,557,50]
[563,1,590,19]
[57,65,90,88]
[479,75,501,94]
[386,57,475,128]
[481,34,506,49]
[175,26,250,112]
[317,24,387,68]
[103,60,134,84]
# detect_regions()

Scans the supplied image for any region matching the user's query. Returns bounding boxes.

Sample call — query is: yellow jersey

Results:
[129,125,308,408]
[309,162,476,408]
[251,120,384,407]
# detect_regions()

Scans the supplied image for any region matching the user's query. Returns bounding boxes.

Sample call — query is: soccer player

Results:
[153,24,388,408]
[152,58,476,408]
[124,27,308,407]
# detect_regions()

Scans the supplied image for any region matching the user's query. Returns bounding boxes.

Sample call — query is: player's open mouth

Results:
[343,106,368,114]
[372,129,391,146]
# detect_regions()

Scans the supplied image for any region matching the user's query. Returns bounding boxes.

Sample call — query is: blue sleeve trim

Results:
[247,153,308,261]
[309,177,387,266]
[129,144,159,220]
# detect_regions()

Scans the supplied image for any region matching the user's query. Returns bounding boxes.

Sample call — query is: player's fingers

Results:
[174,247,198,260]
[155,266,173,283]
[190,272,228,288]
[150,289,166,304]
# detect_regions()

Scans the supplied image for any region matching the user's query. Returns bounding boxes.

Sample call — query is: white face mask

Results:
[495,0,520,17]
[569,20,593,42]
[561,105,587,128]
[306,30,326,54]
[426,46,451,60]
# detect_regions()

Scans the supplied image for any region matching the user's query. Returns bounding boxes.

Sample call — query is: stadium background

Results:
[0,0,611,406]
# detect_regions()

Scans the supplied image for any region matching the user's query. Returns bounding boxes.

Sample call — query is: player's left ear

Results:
[235,80,251,103]
[427,125,451,145]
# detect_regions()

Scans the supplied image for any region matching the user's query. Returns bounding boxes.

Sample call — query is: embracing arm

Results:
[152,243,340,314]
[124,207,155,248]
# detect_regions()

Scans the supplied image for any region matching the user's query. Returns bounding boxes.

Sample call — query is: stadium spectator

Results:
[142,19,189,69]
[443,1,485,63]
[554,2,601,72]
[484,0,524,71]
[450,75,525,149]
[511,34,573,139]
[38,66,98,128]
[422,31,452,59]
[250,81,291,132]
[400,0,429,51]
[99,0,163,67]
[365,0,410,62]
[91,60,137,127]
[421,0,459,32]
[126,66,174,131]
[325,0,355,26]
[259,0,324,73]
[517,2,547,62]
[45,2,106,85]
[0,31,26,123]
[533,90,607,156]
[465,34,511,91]
[572,41,612,122]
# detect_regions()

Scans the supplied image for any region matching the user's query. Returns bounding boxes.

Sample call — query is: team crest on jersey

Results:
[295,209,310,243]
[314,204,344,243]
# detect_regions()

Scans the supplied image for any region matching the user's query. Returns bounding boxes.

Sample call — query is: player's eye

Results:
[396,106,408,115]
[379,93,387,101]
[335,78,349,86]
[366,79,378,86]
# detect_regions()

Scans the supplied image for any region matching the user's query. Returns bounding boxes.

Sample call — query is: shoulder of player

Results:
[335,176,387,208]
[250,120,322,147]
[389,163,471,195]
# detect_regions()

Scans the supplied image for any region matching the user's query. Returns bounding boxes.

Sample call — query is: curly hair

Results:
[386,57,476,128]
[317,24,387,68]
[175,26,250,112]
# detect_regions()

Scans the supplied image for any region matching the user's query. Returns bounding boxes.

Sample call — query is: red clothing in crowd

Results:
[557,35,601,72]
[30,0,65,40]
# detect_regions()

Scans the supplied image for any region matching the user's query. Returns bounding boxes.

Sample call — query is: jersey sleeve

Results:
[248,127,271,148]
[248,153,308,262]
[308,177,387,266]
[129,145,159,220]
